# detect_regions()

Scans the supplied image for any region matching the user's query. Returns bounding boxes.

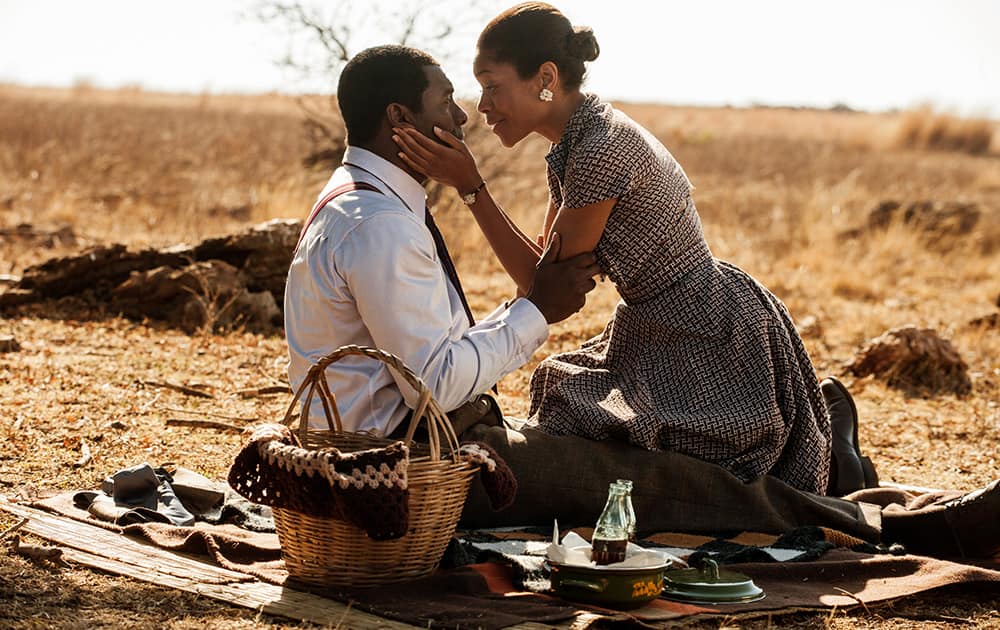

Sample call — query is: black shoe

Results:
[822,377,879,496]
[943,478,1000,559]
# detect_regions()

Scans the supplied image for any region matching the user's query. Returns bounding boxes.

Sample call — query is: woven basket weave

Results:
[274,345,478,587]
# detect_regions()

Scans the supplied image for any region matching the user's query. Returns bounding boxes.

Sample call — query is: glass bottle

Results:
[591,482,629,565]
[616,479,637,542]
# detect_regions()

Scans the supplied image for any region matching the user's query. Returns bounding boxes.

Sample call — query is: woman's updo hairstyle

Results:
[477,2,599,90]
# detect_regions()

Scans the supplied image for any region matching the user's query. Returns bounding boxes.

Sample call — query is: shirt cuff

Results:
[481,294,526,319]
[500,297,549,352]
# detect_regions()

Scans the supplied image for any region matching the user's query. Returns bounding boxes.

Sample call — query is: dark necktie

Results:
[424,207,475,327]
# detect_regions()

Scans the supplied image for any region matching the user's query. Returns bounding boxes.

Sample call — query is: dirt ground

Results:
[1,85,999,628]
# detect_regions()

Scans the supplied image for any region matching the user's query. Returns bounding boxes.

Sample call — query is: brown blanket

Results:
[33,492,1000,628]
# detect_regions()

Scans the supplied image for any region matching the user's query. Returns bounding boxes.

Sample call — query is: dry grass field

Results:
[1,83,999,628]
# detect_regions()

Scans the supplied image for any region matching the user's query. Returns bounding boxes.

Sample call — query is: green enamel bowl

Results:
[661,559,765,605]
[548,558,673,610]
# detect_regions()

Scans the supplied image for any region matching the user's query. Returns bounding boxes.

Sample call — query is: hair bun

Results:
[567,26,600,62]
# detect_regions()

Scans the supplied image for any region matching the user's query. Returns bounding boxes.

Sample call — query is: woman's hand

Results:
[392,126,483,194]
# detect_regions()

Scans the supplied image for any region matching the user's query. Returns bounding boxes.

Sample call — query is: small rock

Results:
[0,335,20,353]
[848,326,971,396]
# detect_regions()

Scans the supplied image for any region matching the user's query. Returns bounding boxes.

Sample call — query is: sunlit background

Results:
[1,0,998,116]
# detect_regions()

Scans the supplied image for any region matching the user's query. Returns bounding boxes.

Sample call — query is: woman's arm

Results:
[393,126,543,293]
[546,198,616,260]
[467,191,614,289]
[392,126,611,288]
[465,185,544,293]
[538,199,558,249]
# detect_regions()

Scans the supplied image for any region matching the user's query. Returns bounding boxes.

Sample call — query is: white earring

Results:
[539,87,553,102]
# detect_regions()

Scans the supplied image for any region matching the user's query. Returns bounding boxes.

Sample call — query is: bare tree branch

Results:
[256,0,494,171]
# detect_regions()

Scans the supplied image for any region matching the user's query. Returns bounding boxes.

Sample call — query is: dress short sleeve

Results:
[561,129,644,209]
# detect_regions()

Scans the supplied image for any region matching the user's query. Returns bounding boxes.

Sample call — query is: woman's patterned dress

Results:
[528,94,831,494]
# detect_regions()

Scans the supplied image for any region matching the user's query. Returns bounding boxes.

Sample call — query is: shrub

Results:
[893,107,994,155]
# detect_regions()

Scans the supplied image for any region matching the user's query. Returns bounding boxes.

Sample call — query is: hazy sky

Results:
[2,0,998,117]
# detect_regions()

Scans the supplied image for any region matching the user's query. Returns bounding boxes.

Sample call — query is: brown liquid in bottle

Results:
[591,537,627,565]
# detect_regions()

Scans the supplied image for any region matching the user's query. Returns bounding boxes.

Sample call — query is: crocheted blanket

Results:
[227,424,517,540]
[228,424,411,539]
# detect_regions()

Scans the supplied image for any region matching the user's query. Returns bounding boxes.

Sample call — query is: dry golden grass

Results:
[892,106,997,155]
[0,84,330,266]
[2,85,1000,628]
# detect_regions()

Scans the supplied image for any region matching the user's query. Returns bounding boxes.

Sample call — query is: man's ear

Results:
[386,103,417,129]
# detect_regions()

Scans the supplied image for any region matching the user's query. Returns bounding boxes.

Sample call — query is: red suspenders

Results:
[293,181,383,254]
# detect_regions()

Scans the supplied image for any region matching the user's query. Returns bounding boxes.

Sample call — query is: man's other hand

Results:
[525,233,600,323]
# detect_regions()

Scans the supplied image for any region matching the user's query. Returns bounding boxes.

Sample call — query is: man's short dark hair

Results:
[337,45,439,146]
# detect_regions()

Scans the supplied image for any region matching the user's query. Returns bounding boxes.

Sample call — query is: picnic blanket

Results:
[31,492,1000,628]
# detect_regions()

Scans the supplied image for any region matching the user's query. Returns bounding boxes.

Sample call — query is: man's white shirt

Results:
[285,146,548,435]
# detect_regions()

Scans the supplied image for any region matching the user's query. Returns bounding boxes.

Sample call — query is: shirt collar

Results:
[545,93,603,178]
[342,146,427,219]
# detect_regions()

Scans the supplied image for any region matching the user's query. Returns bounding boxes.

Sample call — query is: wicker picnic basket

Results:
[268,345,478,588]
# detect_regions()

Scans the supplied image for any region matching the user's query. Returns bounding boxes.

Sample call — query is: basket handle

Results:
[280,345,463,462]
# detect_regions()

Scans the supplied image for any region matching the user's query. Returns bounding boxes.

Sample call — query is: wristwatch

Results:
[461,180,487,205]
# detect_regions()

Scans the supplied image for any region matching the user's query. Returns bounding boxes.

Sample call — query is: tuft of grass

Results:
[892,106,995,155]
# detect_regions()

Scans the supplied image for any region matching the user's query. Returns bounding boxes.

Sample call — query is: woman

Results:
[393,2,831,494]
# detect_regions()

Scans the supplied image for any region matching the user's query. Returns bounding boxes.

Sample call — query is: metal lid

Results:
[662,558,765,604]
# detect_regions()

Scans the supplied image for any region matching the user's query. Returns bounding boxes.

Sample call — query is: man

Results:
[285,45,600,439]
[286,45,1000,561]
